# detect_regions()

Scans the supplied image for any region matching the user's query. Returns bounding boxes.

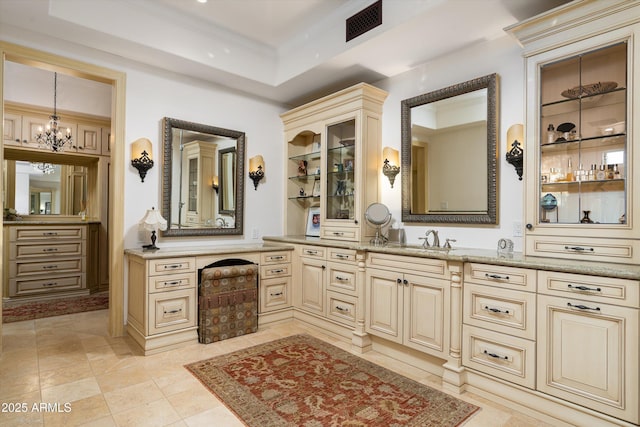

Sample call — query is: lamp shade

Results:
[131,137,153,160]
[249,155,264,172]
[383,147,399,166]
[507,124,524,152]
[138,207,167,231]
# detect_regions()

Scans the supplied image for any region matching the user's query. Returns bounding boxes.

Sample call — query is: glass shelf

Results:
[288,195,320,201]
[289,151,321,163]
[541,178,624,192]
[541,134,625,153]
[288,174,321,182]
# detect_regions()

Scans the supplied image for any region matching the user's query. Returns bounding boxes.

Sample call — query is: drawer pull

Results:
[270,292,283,297]
[483,305,510,315]
[336,305,350,312]
[42,248,58,252]
[42,265,58,270]
[43,232,59,236]
[164,280,183,287]
[567,302,600,312]
[485,273,509,280]
[483,350,509,360]
[335,254,348,259]
[164,308,183,314]
[270,255,284,260]
[564,246,595,252]
[567,284,601,292]
[333,232,344,236]
[335,276,349,281]
[305,250,318,255]
[163,264,184,270]
[42,282,58,287]
[270,269,285,274]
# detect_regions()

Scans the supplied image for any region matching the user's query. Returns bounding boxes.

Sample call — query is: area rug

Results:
[185,334,479,426]
[2,291,109,323]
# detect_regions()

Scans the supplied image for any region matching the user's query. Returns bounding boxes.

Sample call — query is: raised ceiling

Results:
[0,0,571,106]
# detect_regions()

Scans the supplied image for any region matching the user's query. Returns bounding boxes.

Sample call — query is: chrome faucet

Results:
[420,229,440,248]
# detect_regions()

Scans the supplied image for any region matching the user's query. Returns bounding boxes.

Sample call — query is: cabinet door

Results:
[365,268,402,344]
[4,113,23,146]
[298,257,325,315]
[403,273,449,357]
[76,124,101,155]
[537,294,639,423]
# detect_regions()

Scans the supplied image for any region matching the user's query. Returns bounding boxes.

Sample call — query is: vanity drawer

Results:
[148,257,195,276]
[538,271,639,308]
[260,276,292,313]
[149,272,196,293]
[326,291,357,326]
[526,235,640,264]
[10,258,84,277]
[261,251,291,264]
[327,262,358,296]
[328,247,357,263]
[367,252,447,278]
[10,274,85,297]
[463,283,536,340]
[10,226,84,242]
[462,325,535,389]
[300,246,326,259]
[11,241,84,260]
[260,263,291,279]
[465,263,536,292]
[148,289,196,335]
[321,226,359,241]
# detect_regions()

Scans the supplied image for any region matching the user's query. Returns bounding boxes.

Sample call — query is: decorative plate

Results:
[561,81,617,99]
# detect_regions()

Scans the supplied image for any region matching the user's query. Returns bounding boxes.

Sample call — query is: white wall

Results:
[375,34,526,251]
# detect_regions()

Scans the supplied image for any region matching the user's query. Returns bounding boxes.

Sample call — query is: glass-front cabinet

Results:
[512,5,640,264]
[282,83,388,241]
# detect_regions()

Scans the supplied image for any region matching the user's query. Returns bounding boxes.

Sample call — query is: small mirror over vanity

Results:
[161,117,245,236]
[401,74,498,224]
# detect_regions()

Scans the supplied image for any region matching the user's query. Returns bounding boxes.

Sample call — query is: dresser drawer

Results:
[260,263,291,279]
[367,252,447,278]
[10,274,85,297]
[462,325,535,389]
[10,226,84,241]
[148,257,195,276]
[463,283,536,340]
[326,291,357,326]
[148,289,196,335]
[327,262,357,296]
[526,235,640,264]
[465,263,536,292]
[321,226,359,241]
[149,272,196,293]
[11,241,84,260]
[10,258,84,277]
[260,276,292,313]
[300,245,326,259]
[261,251,291,264]
[538,271,639,308]
[328,248,357,263]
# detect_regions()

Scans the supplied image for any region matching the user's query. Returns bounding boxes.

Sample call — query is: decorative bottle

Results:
[547,124,556,144]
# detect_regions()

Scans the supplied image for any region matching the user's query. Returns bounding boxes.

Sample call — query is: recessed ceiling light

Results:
[197,0,207,3]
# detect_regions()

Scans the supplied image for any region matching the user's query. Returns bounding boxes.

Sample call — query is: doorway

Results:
[0,41,126,348]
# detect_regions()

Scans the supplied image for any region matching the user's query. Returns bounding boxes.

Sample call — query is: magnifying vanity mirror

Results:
[161,117,245,236]
[401,73,498,224]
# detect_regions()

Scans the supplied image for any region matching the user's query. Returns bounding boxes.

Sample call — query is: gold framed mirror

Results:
[161,117,245,236]
[401,73,498,224]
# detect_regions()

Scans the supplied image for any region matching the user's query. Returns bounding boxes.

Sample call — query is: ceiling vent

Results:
[346,0,382,42]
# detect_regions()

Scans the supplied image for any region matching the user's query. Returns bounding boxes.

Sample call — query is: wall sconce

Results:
[131,138,154,182]
[211,175,219,193]
[506,124,524,180]
[249,155,265,190]
[138,207,167,250]
[382,147,400,188]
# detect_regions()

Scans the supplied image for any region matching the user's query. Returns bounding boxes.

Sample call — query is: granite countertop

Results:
[263,235,640,281]
[124,243,294,259]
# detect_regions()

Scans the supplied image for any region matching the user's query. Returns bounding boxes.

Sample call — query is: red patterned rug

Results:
[2,292,109,323]
[185,334,479,426]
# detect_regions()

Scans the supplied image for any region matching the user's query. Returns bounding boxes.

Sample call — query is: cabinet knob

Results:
[396,278,402,284]
[526,223,533,230]
[322,265,326,270]
[403,279,408,285]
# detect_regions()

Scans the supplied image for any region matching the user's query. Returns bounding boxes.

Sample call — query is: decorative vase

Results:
[580,210,594,223]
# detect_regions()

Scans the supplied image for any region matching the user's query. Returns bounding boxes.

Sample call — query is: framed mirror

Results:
[162,117,245,236]
[401,73,498,224]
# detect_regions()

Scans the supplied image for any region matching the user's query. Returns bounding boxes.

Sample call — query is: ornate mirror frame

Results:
[401,73,498,224]
[161,117,245,236]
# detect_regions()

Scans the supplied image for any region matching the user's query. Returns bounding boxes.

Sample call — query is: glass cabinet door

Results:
[538,42,627,226]
[325,119,356,222]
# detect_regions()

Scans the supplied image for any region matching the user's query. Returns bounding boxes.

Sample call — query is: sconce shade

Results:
[212,175,219,192]
[138,207,167,250]
[506,124,524,180]
[382,146,400,188]
[249,155,265,190]
[131,138,154,182]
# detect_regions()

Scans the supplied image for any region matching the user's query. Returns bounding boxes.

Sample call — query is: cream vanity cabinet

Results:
[462,263,537,389]
[259,250,293,314]
[537,271,639,424]
[506,1,640,264]
[365,252,450,359]
[126,255,198,355]
[281,83,388,242]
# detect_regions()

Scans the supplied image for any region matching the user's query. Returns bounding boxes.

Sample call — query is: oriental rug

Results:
[2,291,109,323]
[185,334,479,426]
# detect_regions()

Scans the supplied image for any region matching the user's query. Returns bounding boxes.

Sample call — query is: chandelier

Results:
[36,72,73,152]
[31,162,56,174]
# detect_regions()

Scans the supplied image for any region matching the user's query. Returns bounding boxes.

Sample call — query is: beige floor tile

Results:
[38,351,89,373]
[39,360,94,389]
[153,370,203,397]
[103,380,164,413]
[166,386,223,418]
[0,347,39,378]
[41,377,102,404]
[0,371,40,400]
[95,365,154,394]
[182,406,245,427]
[111,398,181,427]
[0,390,44,426]
[41,394,111,427]
[78,415,117,427]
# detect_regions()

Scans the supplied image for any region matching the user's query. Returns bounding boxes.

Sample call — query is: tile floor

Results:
[0,310,555,426]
